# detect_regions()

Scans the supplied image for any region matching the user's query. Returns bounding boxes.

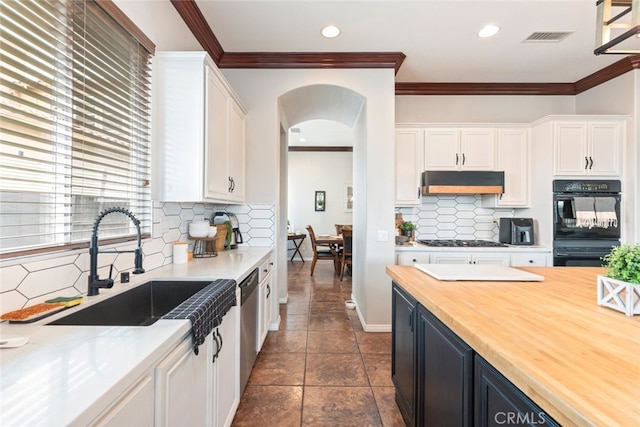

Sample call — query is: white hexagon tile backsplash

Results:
[0,202,275,313]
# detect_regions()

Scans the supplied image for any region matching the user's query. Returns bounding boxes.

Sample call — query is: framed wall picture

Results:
[344,184,353,212]
[315,191,326,211]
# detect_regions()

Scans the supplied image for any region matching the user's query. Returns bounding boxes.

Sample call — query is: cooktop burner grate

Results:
[418,239,508,248]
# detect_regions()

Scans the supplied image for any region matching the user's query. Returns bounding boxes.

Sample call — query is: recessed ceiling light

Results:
[478,25,500,38]
[321,25,341,38]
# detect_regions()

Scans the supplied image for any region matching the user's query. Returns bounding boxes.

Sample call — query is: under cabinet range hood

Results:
[421,170,505,195]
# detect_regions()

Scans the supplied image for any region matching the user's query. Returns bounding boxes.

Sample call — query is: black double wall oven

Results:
[552,180,621,266]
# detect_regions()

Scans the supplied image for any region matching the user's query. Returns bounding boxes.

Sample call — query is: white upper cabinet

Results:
[424,127,495,171]
[152,52,246,203]
[205,65,232,201]
[394,127,423,206]
[227,100,246,202]
[483,127,530,208]
[553,119,623,177]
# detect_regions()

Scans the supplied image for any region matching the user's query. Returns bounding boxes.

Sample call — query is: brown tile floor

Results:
[232,261,405,427]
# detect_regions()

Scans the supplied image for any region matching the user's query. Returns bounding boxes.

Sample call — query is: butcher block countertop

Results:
[385,265,640,427]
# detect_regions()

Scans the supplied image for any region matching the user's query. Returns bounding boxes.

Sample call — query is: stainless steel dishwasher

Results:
[239,268,259,394]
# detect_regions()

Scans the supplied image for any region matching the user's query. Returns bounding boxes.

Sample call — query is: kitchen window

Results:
[0,0,155,256]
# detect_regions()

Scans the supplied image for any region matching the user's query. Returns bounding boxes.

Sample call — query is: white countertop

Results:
[395,242,551,252]
[0,246,272,427]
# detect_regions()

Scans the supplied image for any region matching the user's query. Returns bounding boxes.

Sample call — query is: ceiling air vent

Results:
[523,32,573,43]
[290,128,301,133]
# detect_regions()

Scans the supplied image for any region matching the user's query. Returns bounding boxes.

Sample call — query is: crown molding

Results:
[219,52,406,74]
[170,0,224,63]
[574,54,640,94]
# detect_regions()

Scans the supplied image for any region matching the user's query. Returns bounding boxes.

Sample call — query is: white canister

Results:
[173,242,188,264]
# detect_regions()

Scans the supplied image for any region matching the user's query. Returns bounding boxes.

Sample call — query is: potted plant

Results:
[597,244,640,316]
[399,221,416,239]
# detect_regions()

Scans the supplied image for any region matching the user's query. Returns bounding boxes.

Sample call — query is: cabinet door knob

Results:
[589,157,594,169]
[456,153,459,165]
[462,153,466,165]
[584,156,588,169]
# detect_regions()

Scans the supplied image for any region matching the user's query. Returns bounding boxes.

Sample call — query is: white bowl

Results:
[189,221,210,238]
[345,300,356,310]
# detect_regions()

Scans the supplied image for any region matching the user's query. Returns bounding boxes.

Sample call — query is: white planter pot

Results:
[597,275,640,316]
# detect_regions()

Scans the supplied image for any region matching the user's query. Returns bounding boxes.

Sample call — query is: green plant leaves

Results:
[602,244,640,284]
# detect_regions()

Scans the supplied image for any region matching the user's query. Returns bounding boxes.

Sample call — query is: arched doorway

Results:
[277,84,365,304]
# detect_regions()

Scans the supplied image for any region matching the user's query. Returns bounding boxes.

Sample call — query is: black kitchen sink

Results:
[48,280,214,326]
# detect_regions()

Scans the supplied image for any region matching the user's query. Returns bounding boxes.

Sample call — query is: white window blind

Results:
[0,0,152,255]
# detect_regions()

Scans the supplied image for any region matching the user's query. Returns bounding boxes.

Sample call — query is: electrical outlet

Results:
[377,230,389,241]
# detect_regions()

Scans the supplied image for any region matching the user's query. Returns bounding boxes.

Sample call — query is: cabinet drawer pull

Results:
[212,331,220,363]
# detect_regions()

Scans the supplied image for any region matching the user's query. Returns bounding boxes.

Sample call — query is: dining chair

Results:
[339,229,353,281]
[306,225,338,276]
[335,224,352,235]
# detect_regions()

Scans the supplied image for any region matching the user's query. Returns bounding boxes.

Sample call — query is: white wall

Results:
[223,68,396,331]
[396,95,575,123]
[287,151,353,260]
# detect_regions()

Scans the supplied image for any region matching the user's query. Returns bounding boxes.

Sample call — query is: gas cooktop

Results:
[418,239,508,248]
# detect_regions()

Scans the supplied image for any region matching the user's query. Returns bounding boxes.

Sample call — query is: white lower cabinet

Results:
[155,337,209,427]
[431,252,510,265]
[510,252,550,267]
[258,256,274,349]
[155,290,240,427]
[93,373,155,427]
[396,251,431,265]
[396,249,551,267]
[213,301,240,427]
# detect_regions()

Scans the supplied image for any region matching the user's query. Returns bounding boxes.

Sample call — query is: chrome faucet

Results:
[88,207,145,296]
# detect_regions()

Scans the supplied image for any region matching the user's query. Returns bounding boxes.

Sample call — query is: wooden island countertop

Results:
[385,265,640,427]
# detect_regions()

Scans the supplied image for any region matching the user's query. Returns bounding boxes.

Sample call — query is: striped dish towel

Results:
[573,197,596,229]
[594,197,617,228]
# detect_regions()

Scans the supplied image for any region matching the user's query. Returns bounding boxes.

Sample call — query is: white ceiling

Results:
[115,0,637,84]
[115,0,638,145]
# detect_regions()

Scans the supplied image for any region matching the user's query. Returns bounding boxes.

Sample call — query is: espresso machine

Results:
[212,212,243,249]
[499,218,535,245]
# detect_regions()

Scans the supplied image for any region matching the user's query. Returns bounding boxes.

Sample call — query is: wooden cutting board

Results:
[1,303,67,323]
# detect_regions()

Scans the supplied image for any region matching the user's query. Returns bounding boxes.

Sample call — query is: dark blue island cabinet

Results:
[474,356,560,427]
[391,281,558,427]
[417,305,473,427]
[392,282,417,426]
